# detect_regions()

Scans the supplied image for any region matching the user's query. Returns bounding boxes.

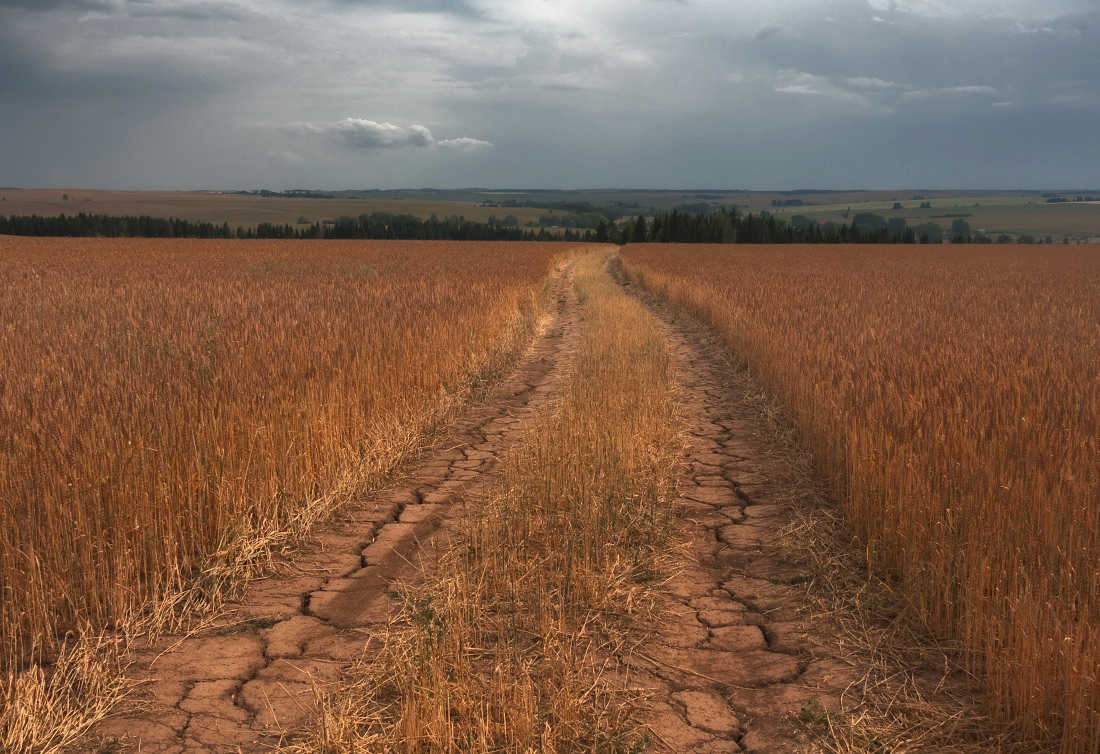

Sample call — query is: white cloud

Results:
[902,84,999,100]
[867,0,973,18]
[774,71,872,107]
[946,85,997,95]
[438,136,493,151]
[335,119,433,149]
[867,0,1088,22]
[845,76,906,89]
[296,118,491,152]
[776,83,817,95]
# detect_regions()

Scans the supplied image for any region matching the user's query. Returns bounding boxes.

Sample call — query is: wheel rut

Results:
[75,262,582,753]
[614,262,860,753]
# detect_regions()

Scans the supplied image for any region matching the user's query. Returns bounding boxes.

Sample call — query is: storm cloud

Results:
[0,0,1096,189]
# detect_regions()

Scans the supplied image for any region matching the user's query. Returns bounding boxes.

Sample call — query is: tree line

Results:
[0,213,237,239]
[3,208,977,246]
[0,212,593,242]
[600,208,917,245]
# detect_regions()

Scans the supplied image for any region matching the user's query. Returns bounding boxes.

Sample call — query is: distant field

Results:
[765,196,1100,242]
[2,187,1098,241]
[640,189,1100,241]
[0,189,547,228]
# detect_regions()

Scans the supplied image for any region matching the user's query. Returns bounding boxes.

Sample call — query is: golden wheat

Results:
[0,236,568,748]
[622,243,1099,753]
[288,249,680,752]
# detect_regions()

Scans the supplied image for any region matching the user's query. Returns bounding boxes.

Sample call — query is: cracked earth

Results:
[76,263,582,753]
[76,256,861,752]
[619,272,859,754]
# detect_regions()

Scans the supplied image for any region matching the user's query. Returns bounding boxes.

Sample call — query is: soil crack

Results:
[613,258,863,753]
[71,261,583,753]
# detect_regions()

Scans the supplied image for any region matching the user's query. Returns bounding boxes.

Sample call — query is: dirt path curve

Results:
[617,265,860,753]
[79,262,582,753]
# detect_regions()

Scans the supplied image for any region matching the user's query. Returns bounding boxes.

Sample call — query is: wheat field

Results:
[0,236,564,682]
[622,244,1100,753]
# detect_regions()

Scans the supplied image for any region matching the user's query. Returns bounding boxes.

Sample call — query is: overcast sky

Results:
[1,0,1097,190]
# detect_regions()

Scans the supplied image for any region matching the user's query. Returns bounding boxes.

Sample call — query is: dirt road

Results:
[79,263,582,752]
[618,269,858,752]
[79,256,857,752]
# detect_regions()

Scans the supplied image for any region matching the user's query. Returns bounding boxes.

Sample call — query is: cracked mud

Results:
[621,278,860,754]
[76,263,582,753]
[76,258,862,752]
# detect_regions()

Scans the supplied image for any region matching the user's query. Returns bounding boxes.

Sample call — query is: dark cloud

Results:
[0,0,115,9]
[0,0,1095,189]
[125,2,261,22]
[329,0,481,16]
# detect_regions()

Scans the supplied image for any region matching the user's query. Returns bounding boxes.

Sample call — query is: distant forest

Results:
[0,212,587,242]
[0,209,928,244]
[616,208,918,244]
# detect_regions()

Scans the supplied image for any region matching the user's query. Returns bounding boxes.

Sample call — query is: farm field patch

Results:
[766,198,1100,241]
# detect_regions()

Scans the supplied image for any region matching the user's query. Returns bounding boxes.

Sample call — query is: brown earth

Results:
[617,285,860,753]
[73,257,861,753]
[71,262,583,753]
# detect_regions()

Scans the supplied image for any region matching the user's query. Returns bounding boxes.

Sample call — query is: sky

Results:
[1,0,1097,190]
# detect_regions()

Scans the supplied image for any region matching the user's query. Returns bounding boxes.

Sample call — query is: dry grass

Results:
[0,632,129,754]
[622,244,1100,753]
[636,279,1016,752]
[286,250,680,752]
[0,237,569,751]
[784,505,1044,753]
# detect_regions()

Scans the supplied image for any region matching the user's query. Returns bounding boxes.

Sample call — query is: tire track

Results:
[614,261,860,753]
[75,261,582,753]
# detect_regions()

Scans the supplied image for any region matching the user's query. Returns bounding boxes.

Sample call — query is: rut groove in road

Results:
[79,256,861,753]
[615,262,859,753]
[78,262,582,753]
